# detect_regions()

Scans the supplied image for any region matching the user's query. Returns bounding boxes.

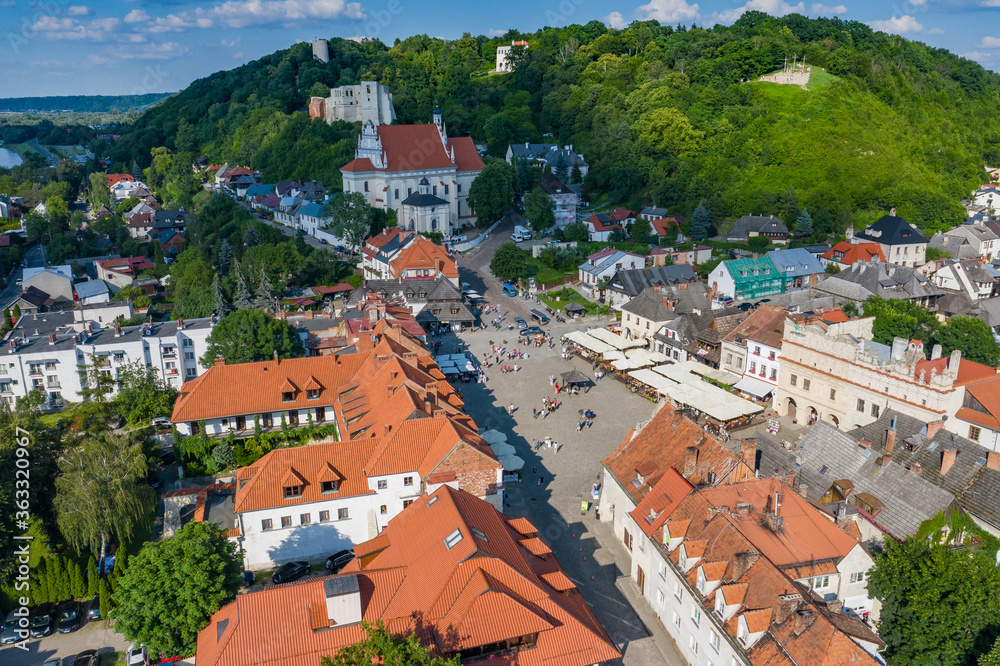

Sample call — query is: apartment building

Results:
[0,305,212,406]
[854,214,927,268]
[720,304,789,403]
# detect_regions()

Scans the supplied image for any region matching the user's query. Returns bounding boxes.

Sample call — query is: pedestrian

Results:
[537,476,542,487]
[532,466,537,477]
[509,403,515,415]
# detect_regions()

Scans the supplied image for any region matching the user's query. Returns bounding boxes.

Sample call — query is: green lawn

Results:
[523,257,564,284]
[539,288,601,316]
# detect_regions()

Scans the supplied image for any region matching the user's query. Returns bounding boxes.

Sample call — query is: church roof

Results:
[342,124,484,176]
[401,193,449,207]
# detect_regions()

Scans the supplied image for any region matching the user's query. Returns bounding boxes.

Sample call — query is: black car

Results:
[29,603,52,638]
[242,571,256,587]
[55,600,81,634]
[271,561,310,584]
[73,650,99,666]
[324,550,354,573]
[737,302,754,312]
[519,326,542,337]
[85,595,101,621]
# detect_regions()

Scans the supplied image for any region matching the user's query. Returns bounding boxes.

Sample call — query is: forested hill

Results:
[0,93,174,113]
[109,12,1000,234]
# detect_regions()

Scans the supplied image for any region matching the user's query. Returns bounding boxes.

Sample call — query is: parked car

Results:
[42,659,60,666]
[29,603,53,638]
[85,595,101,621]
[318,238,327,244]
[242,571,256,587]
[127,644,150,666]
[324,550,354,573]
[151,417,170,429]
[1,608,22,645]
[514,317,527,330]
[519,326,542,337]
[271,561,310,584]
[159,450,176,466]
[72,650,99,666]
[737,302,754,312]
[55,600,81,634]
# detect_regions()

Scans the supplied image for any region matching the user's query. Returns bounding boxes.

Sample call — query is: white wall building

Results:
[495,40,528,72]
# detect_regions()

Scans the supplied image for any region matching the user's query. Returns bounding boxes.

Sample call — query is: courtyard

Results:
[442,315,686,665]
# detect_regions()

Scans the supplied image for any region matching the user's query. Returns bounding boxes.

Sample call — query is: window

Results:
[656,589,665,608]
[445,528,464,549]
[715,592,725,617]
[811,575,831,590]
[403,499,414,509]
[319,510,330,522]
[407,187,412,197]
[850,571,867,584]
[689,635,699,655]
[280,516,292,528]
[857,398,865,412]
[738,623,749,646]
[726,353,733,365]
[802,379,811,391]
[338,508,349,520]
[185,352,195,360]
[770,368,777,380]
[674,579,683,602]
[691,606,701,627]
[754,346,761,355]
[969,426,981,442]
[307,389,320,400]
[737,357,743,368]
[871,404,880,418]
[282,391,295,402]
[623,528,632,552]
[658,562,667,579]
[432,185,437,196]
[710,631,721,653]
[261,518,273,530]
[283,485,302,499]
[829,388,836,400]
[790,374,797,387]
[321,480,339,494]
[300,513,311,525]
[364,181,369,192]
[444,184,449,195]
[457,184,462,193]
[377,480,388,489]
[394,188,399,200]
[672,611,681,629]
[749,361,756,373]
[380,505,387,515]
[403,476,414,486]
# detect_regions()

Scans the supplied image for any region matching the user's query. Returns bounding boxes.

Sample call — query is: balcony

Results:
[28,369,42,376]
[162,352,177,360]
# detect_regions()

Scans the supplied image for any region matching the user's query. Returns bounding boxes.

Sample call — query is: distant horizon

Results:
[1,0,998,96]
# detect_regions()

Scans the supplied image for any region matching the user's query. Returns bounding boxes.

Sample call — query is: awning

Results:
[733,376,776,399]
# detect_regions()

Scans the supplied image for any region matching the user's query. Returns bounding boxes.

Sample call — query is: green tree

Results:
[115,360,177,426]
[524,187,554,233]
[935,315,1000,366]
[868,534,1000,665]
[636,107,704,156]
[981,638,1000,666]
[689,200,710,241]
[467,159,515,228]
[563,221,589,242]
[326,191,374,254]
[88,172,111,210]
[795,208,813,237]
[112,521,242,657]
[98,577,111,617]
[12,305,20,323]
[200,308,305,366]
[609,228,626,242]
[252,264,275,311]
[490,242,526,282]
[54,431,154,561]
[49,557,68,603]
[320,621,460,666]
[630,217,652,240]
[70,558,87,598]
[233,261,252,310]
[243,223,262,248]
[87,557,100,596]
[212,274,231,317]
[570,162,582,185]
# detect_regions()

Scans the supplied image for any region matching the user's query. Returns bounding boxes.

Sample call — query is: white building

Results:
[577,248,645,287]
[0,306,213,407]
[495,40,528,72]
[339,110,484,232]
[398,178,451,234]
[310,81,396,127]
[932,259,996,301]
[720,304,787,404]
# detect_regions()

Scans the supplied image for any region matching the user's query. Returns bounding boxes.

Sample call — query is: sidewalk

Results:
[589,517,689,666]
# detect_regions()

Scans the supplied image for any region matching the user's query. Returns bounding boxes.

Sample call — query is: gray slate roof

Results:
[816,261,943,301]
[727,215,788,240]
[608,265,698,298]
[855,215,927,245]
[507,143,587,167]
[755,421,958,540]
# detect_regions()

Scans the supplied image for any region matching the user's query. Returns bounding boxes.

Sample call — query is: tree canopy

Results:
[467,159,515,229]
[490,242,526,282]
[320,622,459,666]
[524,187,554,233]
[201,308,306,366]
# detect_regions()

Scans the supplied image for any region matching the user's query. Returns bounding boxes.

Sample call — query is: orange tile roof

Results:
[390,236,458,279]
[915,356,998,386]
[700,560,728,582]
[541,570,576,591]
[956,406,1000,430]
[197,486,621,666]
[519,537,553,557]
[105,173,134,187]
[743,608,773,633]
[820,241,886,266]
[448,135,485,174]
[343,125,484,174]
[340,157,376,172]
[628,468,693,538]
[724,304,786,348]
[507,517,538,536]
[959,374,1000,428]
[602,405,753,504]
[720,583,748,606]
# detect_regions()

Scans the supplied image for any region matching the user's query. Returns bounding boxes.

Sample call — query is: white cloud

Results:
[487,29,506,37]
[604,11,628,28]
[867,15,923,34]
[220,37,241,46]
[711,0,804,24]
[67,6,90,15]
[908,0,927,5]
[926,27,944,34]
[636,0,700,23]
[29,15,122,40]
[810,3,846,14]
[104,41,187,59]
[233,51,243,58]
[30,60,65,67]
[124,9,150,23]
[961,51,993,61]
[981,36,1000,47]
[143,0,366,32]
[982,0,1000,6]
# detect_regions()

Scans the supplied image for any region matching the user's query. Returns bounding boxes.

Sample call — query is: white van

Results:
[510,225,532,242]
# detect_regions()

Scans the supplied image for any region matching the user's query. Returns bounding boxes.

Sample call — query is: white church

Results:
[340,109,484,234]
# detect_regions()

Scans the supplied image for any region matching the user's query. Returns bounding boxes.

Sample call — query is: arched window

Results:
[364,181,369,192]
[431,219,437,230]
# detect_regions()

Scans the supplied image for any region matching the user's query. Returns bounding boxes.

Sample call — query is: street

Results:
[0,243,44,311]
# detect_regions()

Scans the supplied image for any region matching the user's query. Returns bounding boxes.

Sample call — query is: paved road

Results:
[0,619,127,666]
[439,317,683,665]
[25,139,59,167]
[0,243,45,311]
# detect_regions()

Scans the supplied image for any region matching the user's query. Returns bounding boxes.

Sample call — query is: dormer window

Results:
[307,389,320,400]
[321,480,339,494]
[282,391,295,402]
[283,485,302,499]
[738,622,749,646]
[715,592,725,617]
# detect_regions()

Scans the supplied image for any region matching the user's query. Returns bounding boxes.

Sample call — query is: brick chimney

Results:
[925,420,945,439]
[858,437,872,450]
[114,323,121,338]
[987,451,1000,471]
[797,484,808,497]
[48,332,56,345]
[885,415,896,453]
[214,357,226,366]
[731,551,760,580]
[910,462,922,475]
[775,593,802,624]
[880,453,892,467]
[176,317,184,330]
[793,609,816,636]
[941,449,957,476]
[683,446,699,476]
[740,438,757,472]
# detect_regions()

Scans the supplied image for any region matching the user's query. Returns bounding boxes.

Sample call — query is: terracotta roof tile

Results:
[743,608,773,633]
[507,517,538,536]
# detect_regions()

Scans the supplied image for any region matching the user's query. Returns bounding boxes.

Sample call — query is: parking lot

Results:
[443,312,686,665]
[0,619,126,666]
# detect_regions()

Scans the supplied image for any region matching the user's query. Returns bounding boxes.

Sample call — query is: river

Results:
[0,148,23,169]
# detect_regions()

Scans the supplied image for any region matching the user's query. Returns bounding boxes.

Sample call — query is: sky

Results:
[1,0,999,97]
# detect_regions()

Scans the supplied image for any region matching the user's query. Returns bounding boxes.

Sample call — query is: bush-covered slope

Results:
[109,12,1000,232]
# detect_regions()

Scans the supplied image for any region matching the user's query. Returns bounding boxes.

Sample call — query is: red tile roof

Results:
[340,157,377,173]
[97,256,154,276]
[197,486,620,666]
[105,173,134,187]
[650,216,684,237]
[628,468,693,538]
[820,241,885,266]
[915,356,998,387]
[390,236,457,279]
[343,126,484,175]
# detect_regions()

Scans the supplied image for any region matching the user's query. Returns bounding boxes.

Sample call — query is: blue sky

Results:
[1,0,999,97]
